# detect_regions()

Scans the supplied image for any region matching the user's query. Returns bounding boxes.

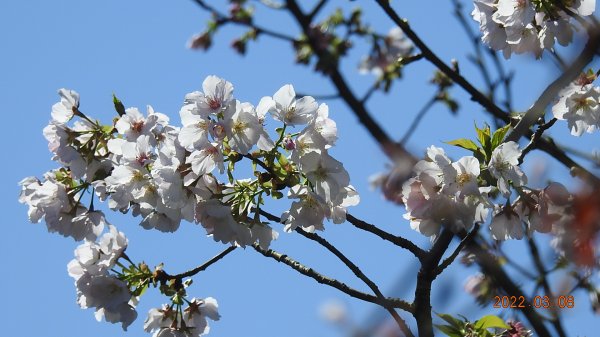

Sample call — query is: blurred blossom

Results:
[503,320,532,337]
[319,299,347,325]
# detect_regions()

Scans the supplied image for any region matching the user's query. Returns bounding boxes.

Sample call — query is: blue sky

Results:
[1,0,599,336]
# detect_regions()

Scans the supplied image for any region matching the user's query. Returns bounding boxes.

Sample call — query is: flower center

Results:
[208,97,222,111]
[285,106,296,121]
[457,173,472,186]
[131,120,144,133]
[232,121,247,134]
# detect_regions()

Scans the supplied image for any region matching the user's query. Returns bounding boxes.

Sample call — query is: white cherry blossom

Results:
[224,101,261,154]
[51,88,79,124]
[265,84,318,126]
[184,75,234,117]
[488,141,527,196]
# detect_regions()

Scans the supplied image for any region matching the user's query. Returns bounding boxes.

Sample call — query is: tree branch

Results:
[526,236,567,337]
[465,238,553,337]
[295,228,415,335]
[414,229,454,337]
[169,246,237,280]
[434,224,480,276]
[285,0,415,165]
[191,0,297,42]
[373,0,600,185]
[346,213,426,260]
[251,243,411,309]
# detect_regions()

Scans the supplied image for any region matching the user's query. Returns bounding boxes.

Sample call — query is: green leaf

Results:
[445,138,480,152]
[474,315,509,330]
[475,123,492,157]
[491,124,511,149]
[113,94,126,117]
[434,324,462,337]
[436,313,464,329]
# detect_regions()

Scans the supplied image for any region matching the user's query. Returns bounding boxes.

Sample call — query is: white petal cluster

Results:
[359,27,414,76]
[18,174,105,241]
[260,84,318,126]
[489,181,571,240]
[68,226,137,330]
[401,146,490,238]
[552,75,600,136]
[260,86,357,232]
[472,0,595,58]
[144,298,220,337]
[489,141,527,196]
[51,88,79,124]
[21,77,361,336]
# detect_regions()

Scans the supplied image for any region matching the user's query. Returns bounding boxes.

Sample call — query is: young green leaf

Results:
[491,124,511,149]
[112,94,126,117]
[445,138,480,152]
[434,324,463,337]
[474,315,509,330]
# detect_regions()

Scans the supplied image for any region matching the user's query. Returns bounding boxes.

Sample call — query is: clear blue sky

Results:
[1,1,599,336]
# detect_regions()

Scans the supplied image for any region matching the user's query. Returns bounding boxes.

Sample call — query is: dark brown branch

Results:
[191,0,297,42]
[520,118,558,162]
[295,228,415,336]
[526,236,567,337]
[251,243,410,309]
[259,208,415,333]
[285,0,415,164]
[373,0,600,185]
[346,213,426,260]
[465,237,553,337]
[414,230,454,337]
[400,94,438,144]
[307,0,327,21]
[170,246,237,279]
[434,224,480,276]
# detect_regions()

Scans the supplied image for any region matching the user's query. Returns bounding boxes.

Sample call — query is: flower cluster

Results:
[20,75,358,248]
[19,75,359,335]
[472,0,596,59]
[144,299,220,337]
[67,226,137,330]
[397,128,581,241]
[400,130,583,246]
[552,71,600,136]
[401,146,491,238]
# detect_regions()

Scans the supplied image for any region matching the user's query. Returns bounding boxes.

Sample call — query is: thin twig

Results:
[346,213,426,260]
[170,246,237,279]
[526,236,567,337]
[520,118,558,162]
[400,95,438,144]
[251,243,410,309]
[308,0,327,21]
[285,0,415,164]
[295,229,415,335]
[373,0,600,184]
[434,224,480,276]
[192,0,297,42]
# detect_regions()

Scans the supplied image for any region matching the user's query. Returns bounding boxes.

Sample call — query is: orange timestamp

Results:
[493,295,575,309]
